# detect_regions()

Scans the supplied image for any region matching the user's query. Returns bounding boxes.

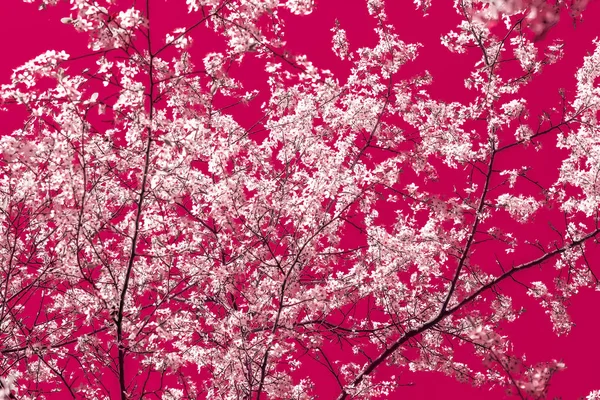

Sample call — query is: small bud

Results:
[61,17,73,24]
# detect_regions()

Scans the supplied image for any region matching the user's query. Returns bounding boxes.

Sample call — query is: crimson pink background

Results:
[1,0,600,398]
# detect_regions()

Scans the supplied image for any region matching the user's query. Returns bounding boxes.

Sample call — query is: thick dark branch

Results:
[440,146,496,314]
[336,227,600,399]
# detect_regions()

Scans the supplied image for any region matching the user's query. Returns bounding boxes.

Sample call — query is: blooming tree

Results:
[0,0,599,399]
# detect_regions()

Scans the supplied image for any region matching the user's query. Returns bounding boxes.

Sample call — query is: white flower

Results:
[496,194,540,222]
[587,390,600,400]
